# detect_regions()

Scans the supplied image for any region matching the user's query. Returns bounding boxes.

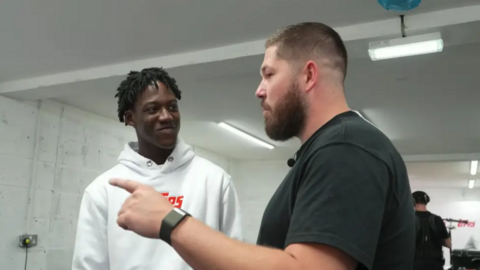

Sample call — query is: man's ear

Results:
[303,60,318,93]
[124,110,135,127]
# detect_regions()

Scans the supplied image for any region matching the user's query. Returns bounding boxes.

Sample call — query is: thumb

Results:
[109,178,142,193]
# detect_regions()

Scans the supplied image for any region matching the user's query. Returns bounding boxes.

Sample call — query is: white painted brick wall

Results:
[0,95,240,270]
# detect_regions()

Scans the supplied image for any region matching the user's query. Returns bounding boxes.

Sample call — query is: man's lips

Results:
[157,126,175,130]
[261,102,271,112]
[156,126,176,134]
[262,108,272,118]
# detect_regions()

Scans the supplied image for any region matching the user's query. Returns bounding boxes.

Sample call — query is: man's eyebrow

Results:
[260,65,270,75]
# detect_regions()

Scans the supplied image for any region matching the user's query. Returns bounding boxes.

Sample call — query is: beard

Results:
[263,81,307,141]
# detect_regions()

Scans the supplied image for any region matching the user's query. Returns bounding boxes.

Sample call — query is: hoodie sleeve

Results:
[72,191,109,270]
[219,177,244,241]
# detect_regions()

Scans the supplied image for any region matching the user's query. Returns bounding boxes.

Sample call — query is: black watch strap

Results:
[159,208,191,245]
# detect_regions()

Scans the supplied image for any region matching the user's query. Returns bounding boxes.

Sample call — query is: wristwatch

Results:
[159,208,191,245]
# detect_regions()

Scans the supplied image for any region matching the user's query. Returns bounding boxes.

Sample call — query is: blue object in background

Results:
[378,0,421,11]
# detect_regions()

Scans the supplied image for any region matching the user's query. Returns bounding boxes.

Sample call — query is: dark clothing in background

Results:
[414,211,449,270]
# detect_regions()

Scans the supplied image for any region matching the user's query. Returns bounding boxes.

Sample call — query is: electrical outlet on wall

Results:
[18,234,38,248]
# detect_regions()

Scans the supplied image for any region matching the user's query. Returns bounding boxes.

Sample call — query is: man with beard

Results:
[107,22,415,270]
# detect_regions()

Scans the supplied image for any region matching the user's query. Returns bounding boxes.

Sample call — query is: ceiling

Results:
[408,161,478,189]
[0,0,478,82]
[54,35,480,160]
[1,1,480,163]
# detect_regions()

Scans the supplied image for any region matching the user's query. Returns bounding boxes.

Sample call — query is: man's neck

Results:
[299,89,350,144]
[415,205,428,212]
[137,140,174,165]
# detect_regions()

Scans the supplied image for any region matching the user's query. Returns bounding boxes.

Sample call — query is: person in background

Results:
[413,190,452,270]
[108,22,415,270]
[71,67,244,270]
[465,230,480,250]
[464,217,480,250]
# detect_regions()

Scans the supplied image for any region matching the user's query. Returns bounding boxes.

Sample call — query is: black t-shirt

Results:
[414,211,449,269]
[415,211,449,240]
[256,111,415,270]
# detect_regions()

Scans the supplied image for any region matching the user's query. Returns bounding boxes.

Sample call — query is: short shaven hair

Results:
[265,22,348,81]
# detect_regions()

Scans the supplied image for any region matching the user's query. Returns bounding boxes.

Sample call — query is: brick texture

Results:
[0,95,240,270]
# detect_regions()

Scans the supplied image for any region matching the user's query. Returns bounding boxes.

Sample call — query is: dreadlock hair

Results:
[115,67,182,124]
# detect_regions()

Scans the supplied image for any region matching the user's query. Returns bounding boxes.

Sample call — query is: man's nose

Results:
[158,108,173,121]
[255,84,266,99]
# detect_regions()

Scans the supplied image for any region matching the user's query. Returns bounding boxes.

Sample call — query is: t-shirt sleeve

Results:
[435,216,450,239]
[286,144,390,270]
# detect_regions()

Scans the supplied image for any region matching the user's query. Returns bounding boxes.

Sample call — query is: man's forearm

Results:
[443,238,452,249]
[171,217,300,270]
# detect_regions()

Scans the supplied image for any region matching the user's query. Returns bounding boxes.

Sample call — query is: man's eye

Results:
[169,105,178,111]
[146,107,157,113]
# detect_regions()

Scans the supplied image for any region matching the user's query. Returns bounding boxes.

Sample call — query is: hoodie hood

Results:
[118,138,195,177]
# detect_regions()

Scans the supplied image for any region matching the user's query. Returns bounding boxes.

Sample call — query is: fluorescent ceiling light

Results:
[471,160,478,176]
[469,180,475,189]
[368,32,443,61]
[217,122,274,150]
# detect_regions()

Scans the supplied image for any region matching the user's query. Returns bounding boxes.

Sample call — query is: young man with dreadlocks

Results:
[71,67,244,270]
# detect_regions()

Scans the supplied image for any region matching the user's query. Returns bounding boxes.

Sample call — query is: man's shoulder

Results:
[84,164,126,194]
[341,114,392,147]
[192,156,229,174]
[188,156,235,193]
[315,113,403,173]
[416,212,446,227]
[191,156,232,182]
[296,140,395,198]
[431,213,446,225]
[304,141,384,168]
[312,112,393,153]
[420,211,443,220]
[76,164,126,209]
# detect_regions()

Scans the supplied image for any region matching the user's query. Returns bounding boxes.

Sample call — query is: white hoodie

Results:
[72,139,244,270]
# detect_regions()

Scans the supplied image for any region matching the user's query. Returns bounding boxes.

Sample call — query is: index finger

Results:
[109,178,142,193]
